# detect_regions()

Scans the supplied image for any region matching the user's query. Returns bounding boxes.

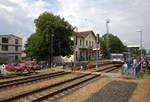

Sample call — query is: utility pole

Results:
[59,41,61,62]
[51,34,54,68]
[136,29,143,60]
[96,34,100,69]
[74,35,77,66]
[136,29,143,70]
[106,18,110,58]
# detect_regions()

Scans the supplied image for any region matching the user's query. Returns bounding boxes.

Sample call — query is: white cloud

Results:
[0,0,52,45]
[56,0,150,50]
[0,0,150,51]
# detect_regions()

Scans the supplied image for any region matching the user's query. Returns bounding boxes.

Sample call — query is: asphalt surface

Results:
[85,80,137,102]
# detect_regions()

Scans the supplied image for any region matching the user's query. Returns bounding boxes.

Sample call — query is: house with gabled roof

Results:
[53,29,100,63]
[71,29,100,62]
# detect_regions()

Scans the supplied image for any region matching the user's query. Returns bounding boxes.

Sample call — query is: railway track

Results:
[0,73,100,102]
[98,66,120,73]
[0,72,41,80]
[0,71,70,90]
[95,64,120,73]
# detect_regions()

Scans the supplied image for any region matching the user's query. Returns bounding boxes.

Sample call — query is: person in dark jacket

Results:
[70,60,74,71]
[62,60,65,68]
[147,61,150,74]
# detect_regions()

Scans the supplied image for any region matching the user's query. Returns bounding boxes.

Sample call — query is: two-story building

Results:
[53,29,100,63]
[0,34,22,63]
[72,30,100,62]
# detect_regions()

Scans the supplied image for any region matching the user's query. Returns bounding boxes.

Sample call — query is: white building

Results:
[58,30,100,63]
[73,30,100,62]
[0,34,22,63]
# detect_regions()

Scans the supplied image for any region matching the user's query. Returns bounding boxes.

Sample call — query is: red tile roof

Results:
[73,30,96,40]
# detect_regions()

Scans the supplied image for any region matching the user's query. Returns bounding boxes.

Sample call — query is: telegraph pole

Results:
[106,18,110,58]
[96,34,100,69]
[51,34,54,68]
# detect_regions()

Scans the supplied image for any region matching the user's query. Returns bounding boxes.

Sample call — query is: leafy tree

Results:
[130,49,146,57]
[100,34,127,58]
[25,12,74,62]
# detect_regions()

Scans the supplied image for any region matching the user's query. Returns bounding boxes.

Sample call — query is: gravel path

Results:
[85,81,137,102]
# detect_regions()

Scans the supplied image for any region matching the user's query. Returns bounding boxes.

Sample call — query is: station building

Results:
[72,30,100,62]
[0,34,22,63]
[54,29,101,63]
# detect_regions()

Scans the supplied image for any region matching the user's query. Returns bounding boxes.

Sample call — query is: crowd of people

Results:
[121,57,150,75]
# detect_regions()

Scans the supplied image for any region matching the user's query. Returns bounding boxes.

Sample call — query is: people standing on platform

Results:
[133,58,137,67]
[142,60,147,72]
[147,61,150,74]
[70,60,74,71]
[132,58,137,75]
[62,59,65,68]
[122,61,128,75]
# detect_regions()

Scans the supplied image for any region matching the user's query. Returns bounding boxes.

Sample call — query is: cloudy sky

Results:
[0,0,150,51]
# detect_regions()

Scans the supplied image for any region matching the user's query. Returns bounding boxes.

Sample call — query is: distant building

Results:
[0,34,22,63]
[127,45,140,51]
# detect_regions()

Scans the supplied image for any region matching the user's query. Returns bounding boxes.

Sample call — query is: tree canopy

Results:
[100,34,127,57]
[25,12,74,62]
[130,49,146,57]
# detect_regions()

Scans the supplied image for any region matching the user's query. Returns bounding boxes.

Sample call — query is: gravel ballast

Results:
[85,80,137,102]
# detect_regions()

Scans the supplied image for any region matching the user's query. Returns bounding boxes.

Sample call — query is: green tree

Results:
[25,12,74,62]
[130,49,146,57]
[100,34,127,58]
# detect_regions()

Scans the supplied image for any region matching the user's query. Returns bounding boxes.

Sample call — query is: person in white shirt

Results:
[133,58,137,67]
[122,61,128,74]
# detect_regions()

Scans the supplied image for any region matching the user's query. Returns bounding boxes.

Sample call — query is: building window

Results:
[2,45,8,51]
[2,38,8,43]
[80,40,82,46]
[92,41,94,47]
[15,55,18,61]
[83,40,84,47]
[75,36,78,45]
[15,46,18,51]
[89,41,91,46]
[15,39,18,44]
[76,51,78,61]
[86,40,88,46]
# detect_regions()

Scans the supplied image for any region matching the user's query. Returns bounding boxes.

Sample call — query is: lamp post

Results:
[136,29,143,61]
[51,34,54,68]
[96,34,100,69]
[106,18,110,58]
[74,36,77,66]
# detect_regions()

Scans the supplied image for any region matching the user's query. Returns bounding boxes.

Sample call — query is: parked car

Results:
[24,61,41,72]
[24,62,34,72]
[6,63,25,72]
[32,63,41,70]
